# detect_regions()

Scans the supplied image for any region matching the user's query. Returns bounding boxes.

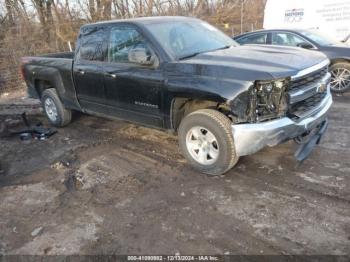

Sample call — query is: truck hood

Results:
[170,45,328,81]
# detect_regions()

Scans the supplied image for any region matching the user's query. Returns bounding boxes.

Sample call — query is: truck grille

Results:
[289,66,328,92]
[288,64,329,119]
[289,92,327,118]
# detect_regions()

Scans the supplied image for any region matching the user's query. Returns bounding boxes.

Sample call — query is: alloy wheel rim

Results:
[44,97,58,122]
[330,68,350,91]
[185,126,219,165]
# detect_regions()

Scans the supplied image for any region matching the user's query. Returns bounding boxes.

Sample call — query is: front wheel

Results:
[178,109,239,176]
[330,62,350,93]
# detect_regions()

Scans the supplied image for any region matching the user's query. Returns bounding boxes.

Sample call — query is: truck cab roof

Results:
[82,16,199,28]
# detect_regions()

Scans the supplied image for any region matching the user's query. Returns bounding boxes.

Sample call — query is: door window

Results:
[78,26,108,61]
[271,32,306,47]
[108,27,151,64]
[237,33,268,45]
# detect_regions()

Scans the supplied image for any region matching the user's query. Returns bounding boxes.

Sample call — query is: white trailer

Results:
[264,0,350,42]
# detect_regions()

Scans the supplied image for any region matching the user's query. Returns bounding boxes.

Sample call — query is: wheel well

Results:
[34,80,53,98]
[330,58,350,66]
[171,98,232,131]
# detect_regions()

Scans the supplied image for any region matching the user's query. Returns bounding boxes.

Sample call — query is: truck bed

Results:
[22,52,79,110]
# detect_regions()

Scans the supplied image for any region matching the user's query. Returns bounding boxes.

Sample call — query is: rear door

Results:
[103,24,164,127]
[73,26,109,112]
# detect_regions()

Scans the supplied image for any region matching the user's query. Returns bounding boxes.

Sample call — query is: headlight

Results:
[249,79,289,122]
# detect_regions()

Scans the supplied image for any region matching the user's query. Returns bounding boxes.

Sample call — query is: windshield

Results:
[144,20,237,59]
[300,30,340,46]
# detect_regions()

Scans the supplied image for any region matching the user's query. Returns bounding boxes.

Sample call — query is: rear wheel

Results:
[178,109,239,176]
[330,62,350,93]
[41,88,72,127]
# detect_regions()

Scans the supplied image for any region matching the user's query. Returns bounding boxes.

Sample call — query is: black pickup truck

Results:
[21,16,333,176]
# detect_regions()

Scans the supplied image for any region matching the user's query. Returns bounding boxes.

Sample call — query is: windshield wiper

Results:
[179,52,204,60]
[178,46,233,60]
[214,45,232,50]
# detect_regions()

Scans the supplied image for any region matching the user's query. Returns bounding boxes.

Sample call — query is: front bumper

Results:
[231,90,333,157]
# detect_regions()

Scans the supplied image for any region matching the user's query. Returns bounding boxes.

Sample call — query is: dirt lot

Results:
[0,95,349,255]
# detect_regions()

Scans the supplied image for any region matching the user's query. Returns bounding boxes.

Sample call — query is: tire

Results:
[329,62,350,93]
[178,109,239,176]
[41,88,72,127]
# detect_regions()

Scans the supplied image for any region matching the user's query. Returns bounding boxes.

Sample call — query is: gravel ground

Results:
[0,95,349,255]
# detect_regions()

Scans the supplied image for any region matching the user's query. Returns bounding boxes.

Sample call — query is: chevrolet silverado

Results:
[21,17,333,176]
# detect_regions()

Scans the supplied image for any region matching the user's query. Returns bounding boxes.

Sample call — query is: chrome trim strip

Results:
[291,59,330,80]
[289,73,331,104]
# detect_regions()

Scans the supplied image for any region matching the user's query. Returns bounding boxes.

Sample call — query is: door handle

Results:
[105,73,117,79]
[77,70,85,75]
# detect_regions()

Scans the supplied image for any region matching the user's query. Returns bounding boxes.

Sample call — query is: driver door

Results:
[103,25,164,127]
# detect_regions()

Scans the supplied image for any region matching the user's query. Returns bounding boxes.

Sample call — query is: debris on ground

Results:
[31,227,43,237]
[1,113,57,141]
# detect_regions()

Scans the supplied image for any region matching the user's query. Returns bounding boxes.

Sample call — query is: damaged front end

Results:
[230,78,290,123]
[248,79,289,122]
[229,61,332,161]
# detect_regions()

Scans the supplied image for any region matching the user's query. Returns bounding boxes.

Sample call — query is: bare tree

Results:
[4,0,14,25]
[0,0,268,94]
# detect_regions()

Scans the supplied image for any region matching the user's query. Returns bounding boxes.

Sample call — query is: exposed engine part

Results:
[248,79,289,122]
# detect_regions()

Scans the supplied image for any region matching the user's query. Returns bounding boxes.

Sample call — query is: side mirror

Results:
[128,47,155,66]
[297,42,314,49]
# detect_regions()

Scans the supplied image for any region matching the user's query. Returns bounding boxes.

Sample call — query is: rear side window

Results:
[77,26,108,61]
[237,33,267,45]
[108,26,151,63]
